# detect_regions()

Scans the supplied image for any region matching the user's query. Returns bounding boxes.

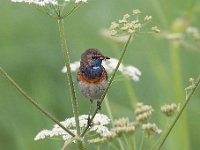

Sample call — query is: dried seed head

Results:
[109,9,156,36]
[88,137,106,144]
[161,103,179,117]
[142,123,162,135]
[152,26,160,33]
[132,9,142,15]
[144,16,152,21]
[135,102,154,123]
[111,118,135,136]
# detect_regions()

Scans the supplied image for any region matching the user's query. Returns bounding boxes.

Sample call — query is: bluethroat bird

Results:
[77,48,110,125]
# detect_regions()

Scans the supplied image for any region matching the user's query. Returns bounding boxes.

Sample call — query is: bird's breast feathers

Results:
[77,68,108,100]
[77,67,107,84]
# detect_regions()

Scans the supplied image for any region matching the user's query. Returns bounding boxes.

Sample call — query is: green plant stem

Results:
[104,96,125,150]
[81,34,133,137]
[0,67,75,137]
[139,132,145,150]
[170,42,190,150]
[156,75,200,149]
[57,19,81,135]
[57,19,86,150]
[104,96,114,122]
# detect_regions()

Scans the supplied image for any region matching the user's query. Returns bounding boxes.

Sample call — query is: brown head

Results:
[80,48,110,70]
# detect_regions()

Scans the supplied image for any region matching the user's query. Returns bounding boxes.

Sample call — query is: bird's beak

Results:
[99,56,110,60]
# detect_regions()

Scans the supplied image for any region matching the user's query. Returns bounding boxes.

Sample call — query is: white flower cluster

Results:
[11,0,88,6]
[34,113,111,141]
[62,57,141,82]
[11,0,58,6]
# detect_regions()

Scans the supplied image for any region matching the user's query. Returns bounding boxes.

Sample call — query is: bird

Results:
[77,48,110,125]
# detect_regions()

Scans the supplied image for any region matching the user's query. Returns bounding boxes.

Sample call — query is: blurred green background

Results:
[0,0,200,149]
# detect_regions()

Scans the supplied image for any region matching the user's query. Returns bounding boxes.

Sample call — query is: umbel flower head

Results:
[111,117,135,136]
[11,0,88,6]
[11,0,88,19]
[161,103,180,117]
[88,117,136,145]
[34,113,111,141]
[110,9,160,36]
[142,123,162,135]
[62,57,141,82]
[135,102,154,123]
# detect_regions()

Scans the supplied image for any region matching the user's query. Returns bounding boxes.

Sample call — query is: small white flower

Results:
[34,129,51,140]
[132,9,141,15]
[11,0,58,6]
[75,0,88,3]
[144,16,152,21]
[62,61,80,73]
[122,65,141,81]
[93,113,110,125]
[90,125,112,137]
[34,113,111,141]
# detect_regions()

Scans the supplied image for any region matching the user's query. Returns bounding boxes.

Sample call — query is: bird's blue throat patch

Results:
[84,59,103,79]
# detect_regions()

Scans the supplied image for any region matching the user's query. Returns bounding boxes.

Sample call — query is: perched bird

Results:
[77,48,110,124]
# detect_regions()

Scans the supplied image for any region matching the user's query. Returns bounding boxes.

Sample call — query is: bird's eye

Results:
[92,56,98,59]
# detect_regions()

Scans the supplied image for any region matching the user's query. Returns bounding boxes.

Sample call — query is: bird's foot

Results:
[87,115,92,127]
[97,101,101,110]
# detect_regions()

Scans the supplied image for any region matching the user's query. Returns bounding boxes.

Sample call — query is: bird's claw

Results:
[87,115,92,127]
[97,101,101,110]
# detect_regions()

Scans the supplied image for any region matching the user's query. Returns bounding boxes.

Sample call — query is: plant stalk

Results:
[0,67,75,137]
[57,19,86,150]
[104,96,125,150]
[156,75,200,149]
[57,19,81,135]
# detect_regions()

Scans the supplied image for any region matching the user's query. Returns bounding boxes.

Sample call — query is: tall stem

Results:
[156,75,200,149]
[57,19,81,135]
[81,34,132,137]
[57,19,86,150]
[169,42,190,150]
[105,96,125,150]
[0,67,75,137]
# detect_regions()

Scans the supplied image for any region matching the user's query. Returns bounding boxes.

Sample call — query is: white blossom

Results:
[75,0,87,3]
[90,125,112,137]
[11,0,88,6]
[62,57,141,82]
[11,0,58,6]
[132,9,142,15]
[144,16,152,21]
[34,113,111,141]
[62,61,80,73]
